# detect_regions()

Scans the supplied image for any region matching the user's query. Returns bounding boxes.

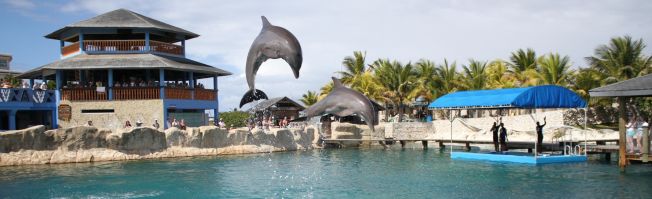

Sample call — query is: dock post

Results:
[422,141,428,150]
[605,152,611,162]
[618,97,628,169]
[439,141,444,149]
[528,148,533,153]
[465,143,471,151]
[400,141,406,148]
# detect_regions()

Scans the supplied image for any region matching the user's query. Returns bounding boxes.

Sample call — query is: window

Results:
[81,109,114,113]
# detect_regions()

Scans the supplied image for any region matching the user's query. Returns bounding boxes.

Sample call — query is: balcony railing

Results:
[0,88,57,104]
[59,87,215,101]
[195,89,217,101]
[113,87,159,100]
[64,40,184,56]
[61,42,80,57]
[165,88,193,100]
[61,88,108,101]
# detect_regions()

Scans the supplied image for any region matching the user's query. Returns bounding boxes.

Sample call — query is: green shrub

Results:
[219,111,250,128]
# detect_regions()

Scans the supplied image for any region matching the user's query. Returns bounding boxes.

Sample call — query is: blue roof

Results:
[428,85,587,109]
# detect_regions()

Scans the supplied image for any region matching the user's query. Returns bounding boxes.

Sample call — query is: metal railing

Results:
[60,40,185,56]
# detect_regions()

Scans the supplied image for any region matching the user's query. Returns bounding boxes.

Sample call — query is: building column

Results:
[55,70,62,103]
[189,72,194,99]
[159,68,165,99]
[51,108,58,129]
[145,31,150,51]
[29,79,34,88]
[181,40,186,56]
[60,40,65,55]
[108,69,113,100]
[213,75,219,125]
[9,110,17,130]
[79,32,84,52]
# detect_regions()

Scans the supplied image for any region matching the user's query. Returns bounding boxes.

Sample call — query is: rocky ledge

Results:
[0,125,318,166]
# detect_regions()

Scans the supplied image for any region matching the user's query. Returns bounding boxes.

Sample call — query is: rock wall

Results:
[0,125,318,166]
[58,99,164,130]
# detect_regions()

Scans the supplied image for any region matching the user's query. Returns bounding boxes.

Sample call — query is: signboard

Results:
[58,104,72,121]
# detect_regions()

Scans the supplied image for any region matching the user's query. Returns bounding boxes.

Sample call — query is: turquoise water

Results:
[1,148,651,198]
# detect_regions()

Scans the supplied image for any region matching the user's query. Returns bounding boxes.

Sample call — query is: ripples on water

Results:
[1,146,652,198]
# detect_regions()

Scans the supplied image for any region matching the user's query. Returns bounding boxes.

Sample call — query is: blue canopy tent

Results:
[428,85,588,164]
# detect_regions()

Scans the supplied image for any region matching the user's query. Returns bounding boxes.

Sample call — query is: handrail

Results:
[61,88,108,101]
[0,88,56,103]
[113,87,159,100]
[194,89,216,101]
[62,39,184,56]
[61,42,80,56]
[165,87,193,99]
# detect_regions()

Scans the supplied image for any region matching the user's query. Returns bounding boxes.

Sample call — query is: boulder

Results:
[107,127,166,153]
[51,126,111,151]
[0,125,52,152]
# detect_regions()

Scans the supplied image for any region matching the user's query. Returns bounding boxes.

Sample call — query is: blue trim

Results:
[145,31,150,51]
[159,68,165,99]
[451,152,587,164]
[181,40,185,56]
[79,32,84,52]
[8,110,16,130]
[108,69,113,100]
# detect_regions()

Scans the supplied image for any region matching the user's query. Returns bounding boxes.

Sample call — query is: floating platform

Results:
[451,152,587,164]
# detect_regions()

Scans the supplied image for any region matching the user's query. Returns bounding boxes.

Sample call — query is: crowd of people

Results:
[246,111,292,132]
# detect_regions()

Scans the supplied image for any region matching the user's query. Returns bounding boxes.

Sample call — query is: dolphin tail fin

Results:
[239,89,269,108]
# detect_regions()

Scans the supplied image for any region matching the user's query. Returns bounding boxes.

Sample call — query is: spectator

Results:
[114,81,121,87]
[22,82,30,88]
[124,120,132,128]
[40,82,48,90]
[136,120,143,127]
[153,119,160,129]
[86,120,93,126]
[179,119,186,130]
[219,120,225,129]
[172,119,179,128]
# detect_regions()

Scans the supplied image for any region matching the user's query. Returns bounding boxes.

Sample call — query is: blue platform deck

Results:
[451,152,587,164]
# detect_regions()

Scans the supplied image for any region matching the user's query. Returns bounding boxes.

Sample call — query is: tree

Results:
[409,59,437,103]
[373,59,416,122]
[569,68,602,101]
[537,53,572,86]
[462,59,488,90]
[337,51,368,87]
[300,90,319,106]
[433,59,460,96]
[586,35,652,84]
[485,59,516,89]
[318,82,333,101]
[508,48,539,86]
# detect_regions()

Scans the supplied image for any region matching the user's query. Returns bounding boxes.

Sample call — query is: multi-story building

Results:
[0,54,19,79]
[0,8,231,130]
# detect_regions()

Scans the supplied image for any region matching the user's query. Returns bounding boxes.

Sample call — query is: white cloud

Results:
[59,0,652,111]
[4,0,35,9]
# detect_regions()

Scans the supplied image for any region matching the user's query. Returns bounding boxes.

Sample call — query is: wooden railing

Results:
[61,40,185,56]
[113,87,159,100]
[194,89,216,101]
[165,88,193,100]
[84,40,146,52]
[61,88,107,101]
[61,42,80,56]
[150,40,184,55]
[60,87,216,101]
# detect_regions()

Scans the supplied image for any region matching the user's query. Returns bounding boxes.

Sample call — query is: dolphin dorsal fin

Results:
[261,16,271,28]
[332,77,344,88]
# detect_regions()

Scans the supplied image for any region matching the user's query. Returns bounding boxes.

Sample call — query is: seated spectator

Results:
[114,81,121,87]
[124,120,132,128]
[122,81,129,87]
[22,82,30,88]
[40,82,48,90]
[180,119,186,130]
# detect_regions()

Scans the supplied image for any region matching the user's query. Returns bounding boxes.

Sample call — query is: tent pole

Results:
[450,109,453,155]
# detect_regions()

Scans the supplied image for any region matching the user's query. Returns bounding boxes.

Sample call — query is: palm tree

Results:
[409,59,437,102]
[485,59,516,89]
[318,82,333,101]
[462,59,488,90]
[586,35,652,84]
[300,91,319,106]
[373,59,416,122]
[337,51,368,87]
[433,59,460,96]
[508,48,539,86]
[536,53,572,86]
[569,68,602,101]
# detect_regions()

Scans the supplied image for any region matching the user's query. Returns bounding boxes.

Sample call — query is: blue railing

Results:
[0,88,57,107]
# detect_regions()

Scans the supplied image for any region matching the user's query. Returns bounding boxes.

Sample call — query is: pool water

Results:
[1,148,651,198]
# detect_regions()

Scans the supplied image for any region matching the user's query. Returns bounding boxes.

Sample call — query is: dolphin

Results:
[304,77,376,132]
[240,16,303,108]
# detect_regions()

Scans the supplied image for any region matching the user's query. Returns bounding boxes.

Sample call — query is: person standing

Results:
[490,121,499,152]
[153,119,160,129]
[499,123,508,152]
[535,117,547,154]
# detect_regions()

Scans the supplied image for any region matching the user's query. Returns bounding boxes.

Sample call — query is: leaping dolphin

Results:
[240,16,303,108]
[304,77,376,132]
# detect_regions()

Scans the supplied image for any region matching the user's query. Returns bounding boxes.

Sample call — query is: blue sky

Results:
[2,0,652,111]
